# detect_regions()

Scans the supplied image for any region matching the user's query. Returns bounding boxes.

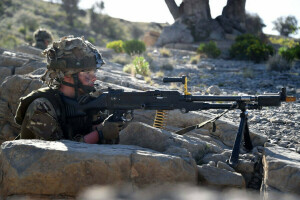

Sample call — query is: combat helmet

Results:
[41,35,105,97]
[33,29,53,49]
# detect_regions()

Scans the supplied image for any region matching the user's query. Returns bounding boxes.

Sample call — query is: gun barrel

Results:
[188,95,256,102]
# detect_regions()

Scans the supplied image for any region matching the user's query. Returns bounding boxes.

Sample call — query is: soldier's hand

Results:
[97,121,124,140]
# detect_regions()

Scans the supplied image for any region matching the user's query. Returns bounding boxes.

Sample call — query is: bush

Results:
[229,34,274,63]
[278,47,296,63]
[106,40,124,53]
[0,35,20,49]
[133,56,150,76]
[267,54,292,71]
[197,41,221,58]
[246,43,274,63]
[160,48,172,57]
[123,40,146,55]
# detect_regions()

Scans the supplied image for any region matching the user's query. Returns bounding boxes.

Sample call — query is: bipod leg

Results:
[243,118,253,151]
[228,110,248,168]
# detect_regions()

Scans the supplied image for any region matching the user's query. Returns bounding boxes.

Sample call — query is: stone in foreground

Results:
[0,140,197,197]
[261,145,300,196]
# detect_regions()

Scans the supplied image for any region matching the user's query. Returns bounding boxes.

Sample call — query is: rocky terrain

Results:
[0,45,299,199]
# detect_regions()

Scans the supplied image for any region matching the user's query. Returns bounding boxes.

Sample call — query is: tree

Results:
[273,16,298,37]
[61,0,80,26]
[163,0,248,42]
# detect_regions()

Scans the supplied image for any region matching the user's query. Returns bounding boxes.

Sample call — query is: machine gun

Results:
[66,76,296,167]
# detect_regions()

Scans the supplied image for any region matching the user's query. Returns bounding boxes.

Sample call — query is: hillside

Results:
[0,0,167,50]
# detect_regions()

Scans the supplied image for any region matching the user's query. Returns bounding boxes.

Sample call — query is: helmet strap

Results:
[61,73,95,99]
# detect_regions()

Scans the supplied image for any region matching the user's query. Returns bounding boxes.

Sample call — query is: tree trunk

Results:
[222,0,246,23]
[182,0,211,20]
[165,0,211,21]
[165,0,181,20]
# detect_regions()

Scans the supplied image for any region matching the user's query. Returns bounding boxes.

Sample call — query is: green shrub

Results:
[197,41,221,58]
[133,56,150,76]
[267,54,292,71]
[246,43,274,63]
[293,44,300,59]
[18,27,26,35]
[279,47,296,63]
[106,40,124,53]
[229,34,274,63]
[87,36,96,44]
[123,40,146,55]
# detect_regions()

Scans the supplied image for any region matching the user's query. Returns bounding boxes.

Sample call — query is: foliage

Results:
[273,15,298,37]
[106,40,124,53]
[123,64,135,75]
[122,57,150,77]
[123,40,146,55]
[61,0,80,26]
[0,0,12,16]
[0,35,20,49]
[90,14,126,40]
[268,37,298,48]
[132,56,150,76]
[18,27,26,35]
[278,44,300,62]
[197,41,221,58]
[267,54,292,71]
[246,43,274,63]
[87,36,96,44]
[229,34,274,63]
[159,48,172,57]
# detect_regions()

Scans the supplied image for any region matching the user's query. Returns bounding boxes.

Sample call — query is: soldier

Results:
[33,28,53,50]
[15,36,123,144]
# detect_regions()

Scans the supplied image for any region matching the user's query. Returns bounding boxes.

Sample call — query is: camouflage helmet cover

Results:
[41,35,105,87]
[34,28,53,43]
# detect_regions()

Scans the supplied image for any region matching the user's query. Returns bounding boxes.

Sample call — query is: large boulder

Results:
[0,140,197,198]
[155,21,194,47]
[261,145,300,196]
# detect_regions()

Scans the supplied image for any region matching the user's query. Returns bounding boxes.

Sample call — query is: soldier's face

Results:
[78,70,97,87]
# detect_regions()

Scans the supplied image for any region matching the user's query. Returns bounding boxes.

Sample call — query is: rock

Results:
[156,21,194,47]
[198,164,245,188]
[206,85,221,95]
[15,45,43,57]
[217,161,235,172]
[202,152,230,164]
[119,122,217,163]
[261,145,300,195]
[166,110,267,147]
[143,31,160,47]
[0,75,43,114]
[0,67,12,84]
[15,60,46,75]
[0,54,29,67]
[0,140,197,197]
[235,159,255,173]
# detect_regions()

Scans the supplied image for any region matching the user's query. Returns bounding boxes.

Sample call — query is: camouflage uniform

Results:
[16,36,107,142]
[33,29,53,50]
[20,98,64,140]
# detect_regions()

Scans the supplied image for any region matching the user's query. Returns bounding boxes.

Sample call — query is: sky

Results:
[78,0,300,38]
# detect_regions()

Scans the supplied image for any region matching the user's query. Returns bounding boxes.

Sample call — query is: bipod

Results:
[227,108,253,168]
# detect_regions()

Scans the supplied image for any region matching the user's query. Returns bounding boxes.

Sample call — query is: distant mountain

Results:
[0,0,167,50]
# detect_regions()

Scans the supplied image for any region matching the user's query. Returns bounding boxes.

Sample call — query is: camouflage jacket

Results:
[20,97,66,141]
